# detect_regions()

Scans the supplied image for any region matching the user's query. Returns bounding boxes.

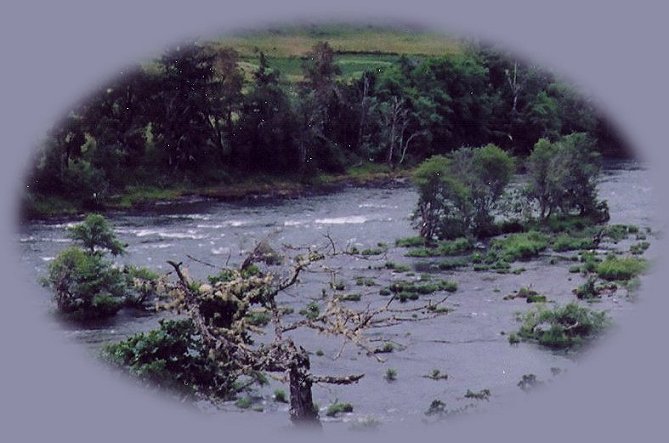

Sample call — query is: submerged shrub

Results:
[595,256,647,281]
[490,231,549,261]
[551,234,595,252]
[45,246,125,319]
[326,401,354,417]
[43,214,137,320]
[464,389,491,401]
[516,303,609,349]
[103,319,237,399]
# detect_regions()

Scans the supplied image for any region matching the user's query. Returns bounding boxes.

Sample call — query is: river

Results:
[17,160,659,428]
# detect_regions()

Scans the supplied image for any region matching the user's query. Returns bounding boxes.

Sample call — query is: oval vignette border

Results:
[1,1,667,443]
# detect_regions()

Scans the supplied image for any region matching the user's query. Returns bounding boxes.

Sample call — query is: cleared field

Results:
[212,23,463,82]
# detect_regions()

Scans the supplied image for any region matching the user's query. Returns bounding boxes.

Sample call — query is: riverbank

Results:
[21,165,413,220]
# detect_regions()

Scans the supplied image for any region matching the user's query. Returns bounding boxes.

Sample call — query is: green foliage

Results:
[299,301,321,320]
[383,262,412,273]
[516,303,610,349]
[235,397,253,409]
[24,26,629,219]
[595,256,647,281]
[355,276,377,286]
[630,241,650,255]
[489,231,548,261]
[526,294,547,303]
[339,293,362,302]
[245,309,272,326]
[527,133,608,221]
[326,401,354,417]
[103,319,236,399]
[395,236,425,248]
[551,233,595,252]
[273,389,288,403]
[602,224,635,242]
[573,277,598,300]
[387,279,457,302]
[404,237,472,257]
[411,146,514,241]
[45,246,125,319]
[67,213,126,256]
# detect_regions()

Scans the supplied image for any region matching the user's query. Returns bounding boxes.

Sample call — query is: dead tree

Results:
[164,238,451,426]
[381,96,424,169]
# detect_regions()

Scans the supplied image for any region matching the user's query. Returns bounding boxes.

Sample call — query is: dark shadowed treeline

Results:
[23,36,629,216]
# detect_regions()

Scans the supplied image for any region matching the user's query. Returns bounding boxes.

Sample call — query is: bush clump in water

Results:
[489,231,549,262]
[326,401,354,417]
[464,388,491,401]
[595,256,647,281]
[515,303,610,349]
[103,319,237,399]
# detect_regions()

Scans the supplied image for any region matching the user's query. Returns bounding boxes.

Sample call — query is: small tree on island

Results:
[526,132,609,222]
[44,214,161,319]
[412,144,515,242]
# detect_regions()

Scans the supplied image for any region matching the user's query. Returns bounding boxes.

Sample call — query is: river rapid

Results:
[18,160,659,428]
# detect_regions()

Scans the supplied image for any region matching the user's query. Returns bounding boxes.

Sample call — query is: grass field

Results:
[211,23,464,83]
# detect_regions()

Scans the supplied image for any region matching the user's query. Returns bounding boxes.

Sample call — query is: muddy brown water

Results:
[18,160,660,428]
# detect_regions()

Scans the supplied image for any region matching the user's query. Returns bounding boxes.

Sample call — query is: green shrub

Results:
[387,279,457,298]
[326,401,353,417]
[630,241,650,255]
[360,247,386,256]
[404,238,472,257]
[45,247,125,319]
[384,262,411,273]
[274,389,288,403]
[340,293,362,302]
[395,236,425,247]
[526,294,547,303]
[490,231,549,261]
[355,276,377,286]
[67,213,126,256]
[384,368,397,382]
[552,234,595,252]
[603,224,635,242]
[299,301,321,320]
[595,256,647,281]
[246,310,271,326]
[411,146,514,241]
[103,319,236,399]
[527,134,606,221]
[573,277,598,300]
[516,303,609,349]
[235,396,253,409]
[437,258,469,270]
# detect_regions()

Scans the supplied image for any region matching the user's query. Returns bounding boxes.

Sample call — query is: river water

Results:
[17,160,659,428]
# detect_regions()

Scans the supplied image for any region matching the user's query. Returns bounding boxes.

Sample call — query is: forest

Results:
[22,25,629,219]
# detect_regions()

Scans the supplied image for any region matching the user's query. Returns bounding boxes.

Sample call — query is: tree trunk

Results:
[288,346,321,428]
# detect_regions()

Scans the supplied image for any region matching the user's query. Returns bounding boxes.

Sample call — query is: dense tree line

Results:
[25,40,629,213]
